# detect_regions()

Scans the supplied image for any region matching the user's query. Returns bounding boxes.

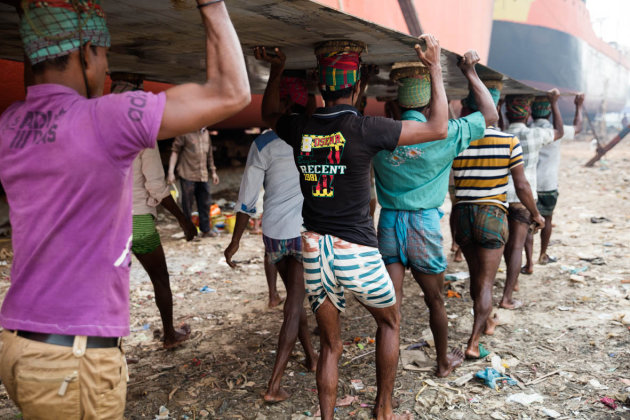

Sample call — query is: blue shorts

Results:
[377,208,447,275]
[262,235,302,264]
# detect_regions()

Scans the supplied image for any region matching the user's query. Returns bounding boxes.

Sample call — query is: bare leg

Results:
[359,303,400,420]
[501,218,528,309]
[461,245,503,358]
[264,252,281,307]
[538,214,553,263]
[449,208,464,262]
[134,246,190,349]
[384,262,405,317]
[314,299,342,420]
[411,270,463,377]
[264,257,317,402]
[521,230,534,274]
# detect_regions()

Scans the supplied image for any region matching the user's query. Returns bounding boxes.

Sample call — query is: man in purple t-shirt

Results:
[0,1,249,417]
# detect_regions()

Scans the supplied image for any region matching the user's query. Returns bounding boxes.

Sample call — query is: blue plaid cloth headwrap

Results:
[20,0,111,65]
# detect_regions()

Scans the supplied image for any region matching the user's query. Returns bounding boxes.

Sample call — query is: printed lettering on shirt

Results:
[297,132,347,198]
[9,108,66,149]
[125,91,147,123]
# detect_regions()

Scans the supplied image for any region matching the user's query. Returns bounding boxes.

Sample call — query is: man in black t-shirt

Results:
[258,35,448,420]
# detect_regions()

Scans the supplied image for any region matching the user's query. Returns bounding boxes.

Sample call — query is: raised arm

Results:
[158,1,250,140]
[548,89,564,140]
[459,50,499,127]
[398,34,448,145]
[257,47,287,131]
[573,93,584,134]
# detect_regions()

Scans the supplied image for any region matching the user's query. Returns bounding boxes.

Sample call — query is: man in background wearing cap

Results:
[372,50,496,377]
[0,0,249,417]
[501,92,563,309]
[224,62,318,403]
[453,85,543,358]
[522,94,584,272]
[260,34,448,420]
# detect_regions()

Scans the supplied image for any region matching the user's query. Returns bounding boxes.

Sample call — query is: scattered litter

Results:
[561,265,588,275]
[600,397,618,410]
[506,392,544,406]
[198,410,209,418]
[490,412,506,420]
[540,407,561,418]
[478,343,490,358]
[405,340,428,350]
[491,355,506,374]
[590,216,611,224]
[200,286,216,293]
[588,378,608,390]
[447,313,458,319]
[475,367,517,390]
[452,372,474,386]
[155,406,171,420]
[446,290,461,298]
[170,232,185,239]
[557,306,572,311]
[445,272,469,281]
[351,379,364,391]
[579,256,606,265]
[570,274,586,284]
[400,349,433,371]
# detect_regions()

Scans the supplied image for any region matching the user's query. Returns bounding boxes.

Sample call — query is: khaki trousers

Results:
[0,330,127,419]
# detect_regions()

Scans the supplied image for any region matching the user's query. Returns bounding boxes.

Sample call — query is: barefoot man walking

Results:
[262,34,449,419]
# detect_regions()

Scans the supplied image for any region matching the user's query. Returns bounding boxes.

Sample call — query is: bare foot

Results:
[520,265,533,275]
[499,299,523,310]
[484,313,498,335]
[305,354,318,372]
[513,279,520,292]
[163,324,191,349]
[268,293,282,308]
[464,341,480,359]
[436,348,464,378]
[263,387,290,403]
[538,254,558,265]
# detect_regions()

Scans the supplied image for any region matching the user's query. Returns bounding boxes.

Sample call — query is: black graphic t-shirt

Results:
[277,105,402,247]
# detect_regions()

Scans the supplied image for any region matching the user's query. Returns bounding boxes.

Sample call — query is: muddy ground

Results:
[0,139,629,419]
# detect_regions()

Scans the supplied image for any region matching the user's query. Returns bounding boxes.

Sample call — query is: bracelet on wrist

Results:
[197,0,224,9]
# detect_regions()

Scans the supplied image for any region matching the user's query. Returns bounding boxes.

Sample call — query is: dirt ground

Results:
[0,139,629,419]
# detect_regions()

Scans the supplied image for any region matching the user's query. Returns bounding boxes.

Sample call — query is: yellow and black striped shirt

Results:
[452,126,523,211]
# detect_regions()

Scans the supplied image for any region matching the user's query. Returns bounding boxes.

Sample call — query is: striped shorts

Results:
[263,235,302,264]
[302,231,396,313]
[131,214,161,255]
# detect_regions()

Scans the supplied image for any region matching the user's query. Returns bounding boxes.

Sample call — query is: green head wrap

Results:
[397,74,431,109]
[462,79,502,111]
[531,97,552,118]
[20,0,111,65]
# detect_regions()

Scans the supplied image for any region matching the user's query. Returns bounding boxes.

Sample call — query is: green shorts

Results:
[537,190,559,216]
[453,204,508,250]
[131,214,161,255]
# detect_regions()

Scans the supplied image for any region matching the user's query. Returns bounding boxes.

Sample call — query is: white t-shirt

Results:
[505,122,554,202]
[235,130,303,239]
[536,123,576,192]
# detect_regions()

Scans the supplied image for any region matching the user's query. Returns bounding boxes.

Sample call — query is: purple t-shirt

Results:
[0,84,166,337]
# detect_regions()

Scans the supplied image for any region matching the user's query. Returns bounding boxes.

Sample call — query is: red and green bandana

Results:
[317,51,361,92]
[505,95,533,120]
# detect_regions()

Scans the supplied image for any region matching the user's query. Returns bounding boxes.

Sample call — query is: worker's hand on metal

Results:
[224,241,239,268]
[254,46,286,69]
[457,50,480,73]
[415,34,441,68]
[547,88,561,103]
[575,93,585,106]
